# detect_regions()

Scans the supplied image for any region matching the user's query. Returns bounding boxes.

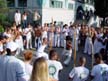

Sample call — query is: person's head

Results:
[49,50,59,61]
[79,57,86,66]
[6,41,18,55]
[94,53,102,64]
[31,57,49,81]
[23,50,33,62]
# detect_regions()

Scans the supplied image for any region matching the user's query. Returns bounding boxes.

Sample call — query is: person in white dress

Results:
[14,10,21,26]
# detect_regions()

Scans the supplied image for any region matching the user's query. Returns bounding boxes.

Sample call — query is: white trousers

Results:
[84,37,92,55]
[26,37,32,49]
[54,34,60,47]
[15,20,21,26]
[60,34,66,48]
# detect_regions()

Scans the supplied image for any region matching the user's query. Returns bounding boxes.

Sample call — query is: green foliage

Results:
[0,0,10,27]
[0,0,8,13]
[0,25,4,33]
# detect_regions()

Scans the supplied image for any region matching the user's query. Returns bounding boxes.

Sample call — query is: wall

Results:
[42,8,75,26]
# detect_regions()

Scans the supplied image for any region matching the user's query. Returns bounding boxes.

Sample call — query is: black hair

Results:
[6,48,11,55]
[94,53,102,60]
[49,50,57,60]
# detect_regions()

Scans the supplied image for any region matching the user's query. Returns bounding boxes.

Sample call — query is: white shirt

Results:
[47,60,63,80]
[91,64,108,81]
[42,31,47,39]
[37,44,46,53]
[14,12,21,21]
[23,28,32,39]
[69,66,89,81]
[25,63,33,81]
[36,45,48,60]
[0,55,27,81]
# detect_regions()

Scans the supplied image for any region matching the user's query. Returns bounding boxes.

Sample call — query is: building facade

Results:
[7,0,94,25]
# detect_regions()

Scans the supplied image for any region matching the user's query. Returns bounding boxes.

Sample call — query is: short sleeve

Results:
[15,60,27,81]
[69,68,76,78]
[58,62,63,70]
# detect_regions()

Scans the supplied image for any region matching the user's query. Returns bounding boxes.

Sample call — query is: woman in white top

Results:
[22,12,27,28]
[23,50,33,81]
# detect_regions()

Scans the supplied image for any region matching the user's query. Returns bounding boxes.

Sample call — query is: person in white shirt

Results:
[84,28,93,55]
[23,24,32,49]
[48,50,63,81]
[22,12,27,28]
[54,26,61,47]
[14,10,21,26]
[36,37,48,60]
[62,40,72,66]
[91,54,108,81]
[69,57,89,81]
[33,10,40,25]
[61,24,69,48]
[72,26,79,52]
[23,50,33,81]
[0,41,27,81]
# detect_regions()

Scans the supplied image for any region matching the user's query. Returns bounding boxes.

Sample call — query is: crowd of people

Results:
[0,9,108,81]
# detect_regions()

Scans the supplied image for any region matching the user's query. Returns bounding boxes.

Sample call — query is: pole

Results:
[90,31,94,68]
[49,17,54,51]
[73,31,76,67]
[91,35,94,68]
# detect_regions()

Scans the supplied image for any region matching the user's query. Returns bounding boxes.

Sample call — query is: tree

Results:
[0,0,10,31]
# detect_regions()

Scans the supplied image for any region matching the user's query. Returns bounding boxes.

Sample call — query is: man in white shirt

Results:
[14,10,21,26]
[36,38,48,60]
[69,57,89,81]
[48,50,63,81]
[0,41,27,81]
[91,54,108,81]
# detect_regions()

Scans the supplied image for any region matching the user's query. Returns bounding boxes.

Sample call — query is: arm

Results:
[69,68,76,80]
[16,61,27,81]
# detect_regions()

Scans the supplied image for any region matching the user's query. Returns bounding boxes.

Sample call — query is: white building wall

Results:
[42,8,75,26]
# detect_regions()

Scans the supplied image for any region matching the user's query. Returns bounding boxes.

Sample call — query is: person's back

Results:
[48,50,63,81]
[91,63,108,81]
[48,60,63,80]
[69,57,89,81]
[0,41,27,81]
[69,66,89,81]
[0,55,27,81]
[91,53,108,81]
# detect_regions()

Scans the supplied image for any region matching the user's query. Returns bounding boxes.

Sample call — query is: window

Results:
[7,0,15,7]
[68,3,73,10]
[50,0,63,8]
[18,0,27,7]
